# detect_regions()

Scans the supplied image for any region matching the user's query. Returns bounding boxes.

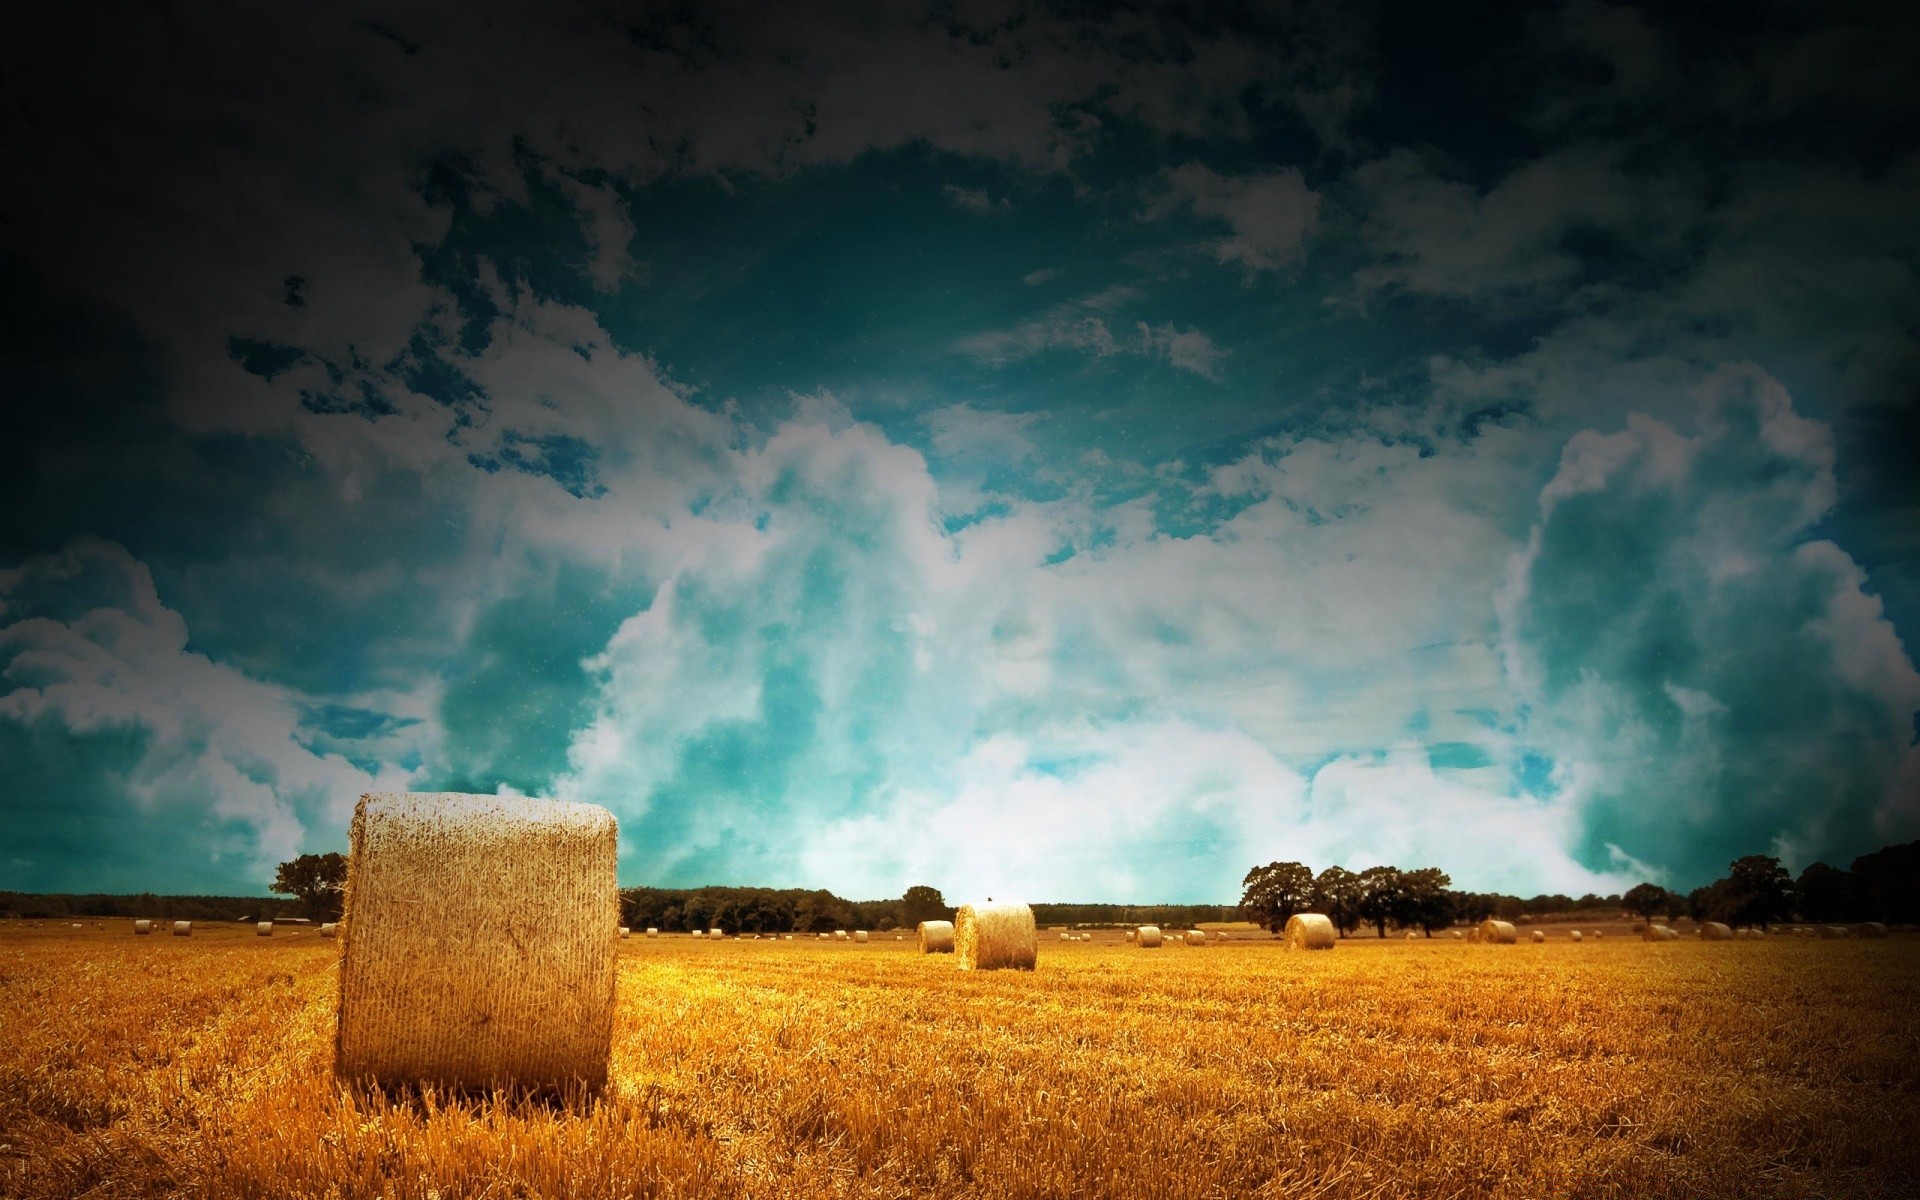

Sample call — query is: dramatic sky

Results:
[3,2,1917,902]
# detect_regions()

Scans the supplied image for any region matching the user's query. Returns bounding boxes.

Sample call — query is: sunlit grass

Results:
[3,922,1915,1198]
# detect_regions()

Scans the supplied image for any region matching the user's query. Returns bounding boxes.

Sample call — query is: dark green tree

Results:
[1796,861,1854,921]
[1720,855,1794,928]
[1354,865,1406,938]
[270,852,347,921]
[1312,865,1363,937]
[900,885,951,927]
[1398,867,1455,934]
[1239,861,1315,933]
[1622,882,1668,923]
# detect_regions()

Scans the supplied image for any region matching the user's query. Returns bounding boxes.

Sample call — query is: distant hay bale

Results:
[1405,930,1419,940]
[257,921,274,937]
[1531,929,1546,943]
[709,928,723,939]
[1125,929,1136,943]
[320,923,338,938]
[133,919,152,935]
[1821,925,1850,939]
[854,930,869,943]
[1643,924,1678,942]
[1478,919,1518,945]
[172,921,192,937]
[1060,931,1073,941]
[1136,925,1164,948]
[1699,922,1733,940]
[689,929,703,938]
[955,901,1037,971]
[619,927,629,939]
[919,920,956,954]
[1592,930,1603,940]
[1450,929,1464,940]
[1570,930,1583,942]
[1859,922,1888,939]
[1187,929,1208,946]
[646,927,658,937]
[334,791,617,1094]
[834,929,849,941]
[1285,913,1336,950]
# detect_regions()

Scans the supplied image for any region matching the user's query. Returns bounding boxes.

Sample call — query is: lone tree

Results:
[1622,881,1669,924]
[1239,861,1315,933]
[900,885,951,927]
[271,852,347,921]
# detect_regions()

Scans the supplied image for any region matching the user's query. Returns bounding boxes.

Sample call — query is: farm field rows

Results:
[3,922,1916,1199]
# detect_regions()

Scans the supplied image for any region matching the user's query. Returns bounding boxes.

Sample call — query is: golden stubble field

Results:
[2,923,1916,1200]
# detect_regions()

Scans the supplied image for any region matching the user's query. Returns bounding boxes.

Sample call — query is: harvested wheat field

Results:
[2,922,1917,1199]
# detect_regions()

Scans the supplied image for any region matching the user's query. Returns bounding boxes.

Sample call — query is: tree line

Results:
[1240,840,1920,936]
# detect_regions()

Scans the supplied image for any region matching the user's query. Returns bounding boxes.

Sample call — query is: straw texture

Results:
[1136,925,1163,948]
[955,902,1037,971]
[334,791,618,1093]
[1285,913,1336,950]
[917,920,955,953]
[1478,919,1518,944]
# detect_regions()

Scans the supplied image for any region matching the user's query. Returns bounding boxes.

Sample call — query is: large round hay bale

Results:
[334,792,618,1093]
[1643,924,1677,941]
[1699,921,1733,940]
[853,930,869,943]
[1285,913,1336,950]
[172,920,192,937]
[320,923,338,938]
[709,927,723,939]
[133,919,152,935]
[1124,929,1136,942]
[918,920,956,953]
[1530,929,1546,943]
[833,929,849,941]
[646,927,658,937]
[1592,930,1603,940]
[1859,922,1888,939]
[1450,929,1464,939]
[257,921,274,937]
[619,927,629,939]
[689,929,703,938]
[1570,929,1583,942]
[1821,925,1850,939]
[1478,919,1518,944]
[1136,924,1163,948]
[1186,929,1208,946]
[955,901,1037,971]
[1405,930,1419,940]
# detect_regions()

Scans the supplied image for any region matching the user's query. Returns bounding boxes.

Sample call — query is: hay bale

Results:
[1821,925,1850,939]
[1531,929,1546,943]
[172,920,192,937]
[918,920,955,953]
[833,929,849,941]
[689,929,703,938]
[1450,929,1463,940]
[1136,924,1164,948]
[854,930,869,943]
[1592,930,1603,940]
[1405,930,1419,940]
[1570,929,1583,942]
[646,927,658,937]
[133,919,152,935]
[619,927,630,939]
[257,921,274,937]
[320,923,338,938]
[1859,922,1888,939]
[1477,919,1518,944]
[1285,913,1336,950]
[709,927,723,939]
[1187,929,1208,946]
[1699,921,1733,940]
[1643,924,1677,941]
[334,791,617,1093]
[955,901,1037,971]
[1125,929,1136,943]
